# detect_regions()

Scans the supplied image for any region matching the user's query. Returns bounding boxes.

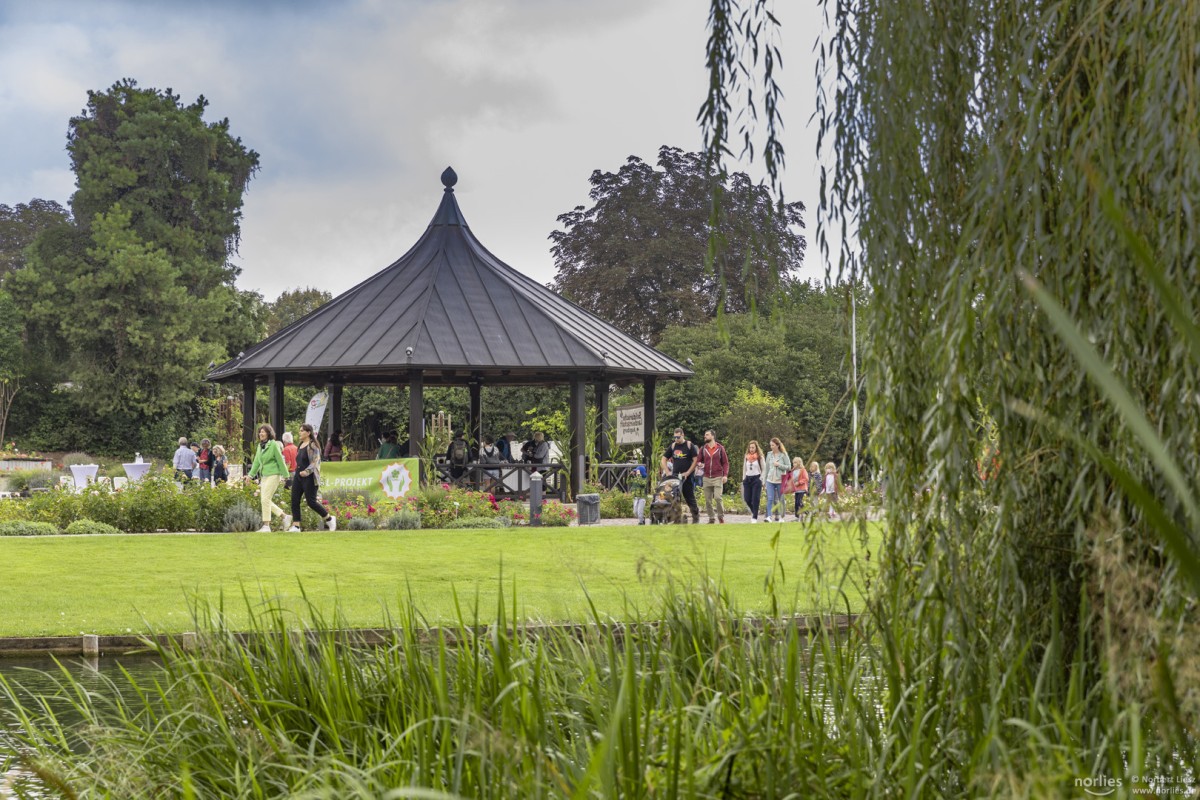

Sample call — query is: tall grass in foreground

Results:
[1,555,1192,798]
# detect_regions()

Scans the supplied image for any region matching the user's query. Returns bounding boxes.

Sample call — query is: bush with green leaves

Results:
[118,475,197,532]
[60,452,95,467]
[345,516,374,531]
[496,499,528,526]
[223,502,261,533]
[0,520,59,536]
[64,519,122,536]
[192,482,260,532]
[597,489,634,519]
[318,486,363,508]
[538,500,575,527]
[442,516,506,530]
[383,510,421,530]
[4,469,57,493]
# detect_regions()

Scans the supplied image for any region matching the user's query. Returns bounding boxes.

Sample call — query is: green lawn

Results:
[0,521,880,637]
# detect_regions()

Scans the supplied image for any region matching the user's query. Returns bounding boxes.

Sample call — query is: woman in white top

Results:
[742,440,764,522]
[763,437,791,522]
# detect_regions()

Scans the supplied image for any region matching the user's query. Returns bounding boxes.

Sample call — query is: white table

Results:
[69,464,99,491]
[123,462,151,482]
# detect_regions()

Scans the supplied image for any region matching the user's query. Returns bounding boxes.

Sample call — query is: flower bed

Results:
[0,473,603,534]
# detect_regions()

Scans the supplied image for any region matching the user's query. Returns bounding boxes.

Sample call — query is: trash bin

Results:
[576,493,600,525]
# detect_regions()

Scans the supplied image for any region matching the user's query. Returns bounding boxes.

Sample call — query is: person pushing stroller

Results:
[661,428,701,524]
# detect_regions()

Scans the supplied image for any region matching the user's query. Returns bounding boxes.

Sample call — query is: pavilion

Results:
[206,167,693,497]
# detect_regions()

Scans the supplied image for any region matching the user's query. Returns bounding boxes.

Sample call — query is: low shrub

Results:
[331,495,378,528]
[64,519,123,536]
[497,499,528,526]
[5,469,57,493]
[384,510,422,530]
[409,486,499,529]
[319,486,364,508]
[61,452,95,467]
[78,485,121,528]
[111,473,195,532]
[443,516,506,529]
[193,482,259,532]
[0,520,60,536]
[538,500,576,527]
[345,516,375,531]
[224,502,261,533]
[20,486,81,528]
[0,499,29,523]
[598,490,635,519]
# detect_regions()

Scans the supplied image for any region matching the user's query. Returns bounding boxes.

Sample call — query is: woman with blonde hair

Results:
[246,424,288,532]
[211,445,229,484]
[820,462,840,520]
[763,437,790,523]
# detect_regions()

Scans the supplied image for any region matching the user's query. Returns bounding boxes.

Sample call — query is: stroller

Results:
[648,477,684,525]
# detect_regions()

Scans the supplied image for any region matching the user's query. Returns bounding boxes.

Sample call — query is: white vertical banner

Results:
[305,390,329,431]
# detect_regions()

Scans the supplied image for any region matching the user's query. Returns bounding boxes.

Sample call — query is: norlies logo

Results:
[380,462,413,499]
[1075,776,1121,796]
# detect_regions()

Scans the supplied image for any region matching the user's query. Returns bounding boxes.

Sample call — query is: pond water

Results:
[1,656,162,799]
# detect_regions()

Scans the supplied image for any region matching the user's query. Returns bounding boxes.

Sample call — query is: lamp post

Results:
[851,287,859,490]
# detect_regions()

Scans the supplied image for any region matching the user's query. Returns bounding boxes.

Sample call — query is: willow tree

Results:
[807,0,1200,789]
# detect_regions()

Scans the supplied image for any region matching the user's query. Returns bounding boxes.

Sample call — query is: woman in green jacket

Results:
[763,437,791,523]
[246,423,289,532]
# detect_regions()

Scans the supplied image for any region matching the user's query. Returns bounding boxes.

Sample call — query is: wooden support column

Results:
[643,376,657,477]
[270,373,285,437]
[593,381,611,462]
[408,372,424,460]
[241,375,256,469]
[569,378,586,499]
[469,381,482,447]
[329,384,343,442]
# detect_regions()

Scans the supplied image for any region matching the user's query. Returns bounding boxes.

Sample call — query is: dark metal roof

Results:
[208,167,693,385]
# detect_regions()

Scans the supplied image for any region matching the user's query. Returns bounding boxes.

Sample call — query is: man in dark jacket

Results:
[661,428,700,524]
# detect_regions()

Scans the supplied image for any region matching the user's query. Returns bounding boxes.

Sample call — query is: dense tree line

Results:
[651,282,865,473]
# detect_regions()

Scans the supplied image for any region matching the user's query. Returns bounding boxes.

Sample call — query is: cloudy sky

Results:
[0,0,824,302]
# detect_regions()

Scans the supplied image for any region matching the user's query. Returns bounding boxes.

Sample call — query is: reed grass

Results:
[2,529,1191,798]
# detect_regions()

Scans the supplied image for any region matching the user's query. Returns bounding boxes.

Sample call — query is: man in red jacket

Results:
[699,429,730,523]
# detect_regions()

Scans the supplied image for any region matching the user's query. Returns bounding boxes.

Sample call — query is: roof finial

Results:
[441,166,458,191]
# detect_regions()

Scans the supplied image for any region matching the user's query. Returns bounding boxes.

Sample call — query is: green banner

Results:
[321,458,420,501]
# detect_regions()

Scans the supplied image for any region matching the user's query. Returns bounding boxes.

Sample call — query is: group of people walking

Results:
[172,437,230,483]
[245,423,338,533]
[741,438,840,522]
[173,426,338,533]
[662,429,841,524]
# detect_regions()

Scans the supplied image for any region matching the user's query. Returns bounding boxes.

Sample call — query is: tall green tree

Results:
[0,200,71,282]
[811,0,1200,786]
[653,282,862,469]
[67,79,259,293]
[0,290,25,445]
[11,79,260,420]
[17,207,225,416]
[266,287,332,336]
[550,146,804,344]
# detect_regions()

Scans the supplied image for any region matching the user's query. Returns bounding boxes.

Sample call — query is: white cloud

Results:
[1,0,826,301]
